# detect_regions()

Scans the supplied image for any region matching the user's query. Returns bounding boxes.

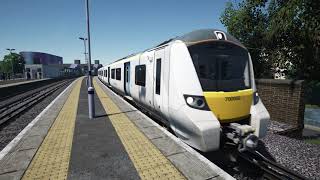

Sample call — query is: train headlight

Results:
[253,91,260,105]
[184,95,210,110]
[186,97,194,104]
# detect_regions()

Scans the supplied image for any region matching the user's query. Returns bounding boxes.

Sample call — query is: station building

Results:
[21,51,102,79]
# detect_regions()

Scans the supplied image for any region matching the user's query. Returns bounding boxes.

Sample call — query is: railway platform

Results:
[0,78,50,89]
[0,77,233,180]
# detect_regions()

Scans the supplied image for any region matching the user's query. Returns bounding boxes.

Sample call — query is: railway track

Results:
[238,150,307,180]
[0,79,72,126]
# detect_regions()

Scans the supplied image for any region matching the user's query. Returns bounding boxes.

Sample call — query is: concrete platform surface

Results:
[0,76,233,180]
[0,78,50,89]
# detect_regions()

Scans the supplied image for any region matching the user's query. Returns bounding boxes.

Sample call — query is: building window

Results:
[156,59,161,95]
[116,68,121,80]
[135,65,146,86]
[33,58,41,64]
[111,69,115,79]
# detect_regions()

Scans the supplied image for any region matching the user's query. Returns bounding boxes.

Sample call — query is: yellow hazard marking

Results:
[22,77,83,180]
[94,79,185,180]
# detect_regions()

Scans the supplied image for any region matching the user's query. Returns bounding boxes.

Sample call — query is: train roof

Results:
[110,29,244,64]
[175,29,243,46]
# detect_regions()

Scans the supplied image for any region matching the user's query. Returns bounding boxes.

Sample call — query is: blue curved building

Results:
[20,51,63,65]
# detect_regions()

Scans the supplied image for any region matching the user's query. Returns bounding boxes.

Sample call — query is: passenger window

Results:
[116,68,121,80]
[155,59,161,95]
[111,69,115,79]
[135,65,146,86]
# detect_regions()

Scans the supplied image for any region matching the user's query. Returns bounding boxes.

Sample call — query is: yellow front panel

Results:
[204,89,253,123]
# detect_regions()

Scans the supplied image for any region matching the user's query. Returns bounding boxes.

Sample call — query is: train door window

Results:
[111,69,115,79]
[155,58,161,95]
[116,68,121,80]
[105,70,107,77]
[135,65,146,86]
[126,66,129,82]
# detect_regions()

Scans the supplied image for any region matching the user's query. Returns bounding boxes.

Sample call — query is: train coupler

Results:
[224,123,259,152]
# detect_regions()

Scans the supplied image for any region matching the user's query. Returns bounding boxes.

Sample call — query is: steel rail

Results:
[238,150,307,180]
[0,80,71,126]
[0,80,68,113]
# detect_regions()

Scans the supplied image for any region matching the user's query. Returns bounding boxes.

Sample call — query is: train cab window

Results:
[111,69,115,79]
[155,59,161,95]
[105,70,107,77]
[135,65,146,86]
[188,41,251,92]
[116,68,121,80]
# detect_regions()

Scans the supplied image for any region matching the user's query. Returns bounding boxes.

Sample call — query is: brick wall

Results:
[255,79,305,129]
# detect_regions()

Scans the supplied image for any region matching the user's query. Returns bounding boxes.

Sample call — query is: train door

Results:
[108,67,110,84]
[139,51,154,108]
[124,62,130,96]
[154,48,164,114]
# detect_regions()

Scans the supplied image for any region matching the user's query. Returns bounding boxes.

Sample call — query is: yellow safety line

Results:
[22,77,83,180]
[94,79,185,180]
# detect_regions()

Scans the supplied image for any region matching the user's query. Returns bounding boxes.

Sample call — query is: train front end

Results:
[170,29,270,152]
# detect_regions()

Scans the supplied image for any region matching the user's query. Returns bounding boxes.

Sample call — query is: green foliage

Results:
[0,53,25,74]
[220,0,320,80]
[305,138,320,145]
[305,80,320,105]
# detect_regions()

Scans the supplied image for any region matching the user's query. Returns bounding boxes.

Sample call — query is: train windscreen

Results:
[188,41,251,92]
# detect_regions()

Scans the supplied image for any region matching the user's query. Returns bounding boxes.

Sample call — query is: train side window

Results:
[116,68,121,80]
[155,58,161,95]
[135,65,146,86]
[111,69,115,79]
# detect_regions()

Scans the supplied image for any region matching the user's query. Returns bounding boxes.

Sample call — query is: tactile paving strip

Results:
[22,77,83,180]
[94,79,186,180]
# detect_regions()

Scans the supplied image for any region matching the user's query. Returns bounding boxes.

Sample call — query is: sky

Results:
[0,0,229,65]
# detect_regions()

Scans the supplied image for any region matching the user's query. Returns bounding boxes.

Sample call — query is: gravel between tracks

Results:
[0,79,73,151]
[261,132,320,180]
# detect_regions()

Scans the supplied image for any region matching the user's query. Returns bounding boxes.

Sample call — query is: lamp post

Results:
[6,48,15,79]
[79,37,88,77]
[84,0,95,119]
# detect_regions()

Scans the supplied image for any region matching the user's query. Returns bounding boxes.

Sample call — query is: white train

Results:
[98,29,270,152]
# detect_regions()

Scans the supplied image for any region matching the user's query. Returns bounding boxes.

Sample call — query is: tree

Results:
[220,0,271,78]
[266,0,320,80]
[220,0,320,80]
[0,53,25,77]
